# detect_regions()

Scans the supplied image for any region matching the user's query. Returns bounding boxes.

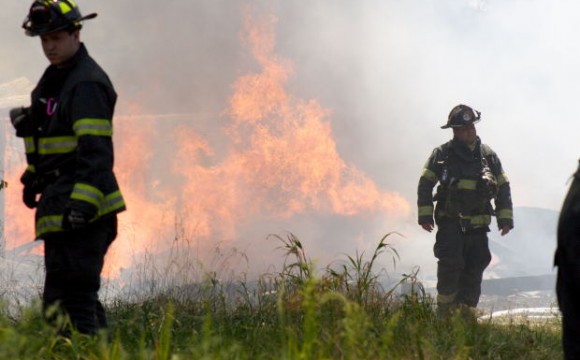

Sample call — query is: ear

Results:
[72,29,81,42]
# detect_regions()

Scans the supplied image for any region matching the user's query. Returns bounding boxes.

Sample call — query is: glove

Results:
[9,107,28,126]
[23,186,38,209]
[9,107,31,136]
[62,208,89,230]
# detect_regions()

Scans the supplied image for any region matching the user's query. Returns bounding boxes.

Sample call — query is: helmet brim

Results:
[24,12,98,36]
[78,13,98,22]
[440,118,480,129]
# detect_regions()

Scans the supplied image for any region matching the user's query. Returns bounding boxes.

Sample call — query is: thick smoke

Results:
[1,0,575,290]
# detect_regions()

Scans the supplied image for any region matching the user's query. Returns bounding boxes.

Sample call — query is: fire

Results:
[4,9,410,279]
[3,135,39,253]
[222,10,410,219]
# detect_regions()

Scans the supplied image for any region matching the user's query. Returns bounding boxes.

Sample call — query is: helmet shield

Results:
[441,104,481,129]
[22,0,97,37]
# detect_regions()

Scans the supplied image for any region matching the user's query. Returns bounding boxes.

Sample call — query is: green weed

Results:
[0,232,562,359]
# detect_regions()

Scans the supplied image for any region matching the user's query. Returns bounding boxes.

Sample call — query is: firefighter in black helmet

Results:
[22,0,97,37]
[9,0,126,335]
[417,104,513,316]
[555,161,580,360]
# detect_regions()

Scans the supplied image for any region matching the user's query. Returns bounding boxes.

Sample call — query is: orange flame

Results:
[4,9,410,278]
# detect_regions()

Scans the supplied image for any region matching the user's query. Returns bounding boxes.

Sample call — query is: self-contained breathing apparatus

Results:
[434,145,498,232]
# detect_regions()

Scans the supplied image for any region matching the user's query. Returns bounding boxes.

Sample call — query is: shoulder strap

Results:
[439,141,452,159]
[436,142,452,184]
[480,143,493,157]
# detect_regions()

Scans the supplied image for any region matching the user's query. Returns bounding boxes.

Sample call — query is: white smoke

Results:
[1,0,573,291]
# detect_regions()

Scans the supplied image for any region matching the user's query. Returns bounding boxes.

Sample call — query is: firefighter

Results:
[555,161,580,360]
[8,0,126,335]
[417,104,513,316]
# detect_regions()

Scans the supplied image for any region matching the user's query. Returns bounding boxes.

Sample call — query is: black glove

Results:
[62,208,89,230]
[23,186,38,209]
[9,107,31,136]
[9,107,28,126]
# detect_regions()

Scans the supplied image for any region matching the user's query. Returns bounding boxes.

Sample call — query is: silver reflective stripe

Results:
[421,168,437,183]
[71,183,104,208]
[24,137,35,154]
[73,118,113,137]
[497,209,513,220]
[38,136,77,155]
[100,191,126,215]
[419,205,434,216]
[36,215,64,237]
[71,183,126,216]
[463,214,491,225]
[497,172,509,187]
[457,179,477,190]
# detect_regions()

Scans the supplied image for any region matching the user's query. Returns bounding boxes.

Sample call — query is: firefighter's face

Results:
[40,29,80,67]
[453,123,477,144]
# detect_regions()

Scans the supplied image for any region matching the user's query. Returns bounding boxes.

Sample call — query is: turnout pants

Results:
[42,216,117,335]
[556,173,580,360]
[434,221,491,310]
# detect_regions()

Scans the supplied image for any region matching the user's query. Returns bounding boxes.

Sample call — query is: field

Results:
[0,233,563,359]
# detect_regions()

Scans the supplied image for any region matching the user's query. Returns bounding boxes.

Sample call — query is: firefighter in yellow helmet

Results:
[417,105,513,316]
[9,0,125,335]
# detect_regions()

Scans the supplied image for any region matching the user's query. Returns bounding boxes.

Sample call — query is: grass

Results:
[0,232,563,359]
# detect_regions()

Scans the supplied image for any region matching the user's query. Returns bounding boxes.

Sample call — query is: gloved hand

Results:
[23,186,38,209]
[9,107,31,136]
[62,208,89,230]
[9,107,28,126]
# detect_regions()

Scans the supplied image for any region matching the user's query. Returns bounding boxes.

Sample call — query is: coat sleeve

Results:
[9,105,38,188]
[417,148,442,225]
[487,150,514,229]
[555,163,580,284]
[66,81,116,218]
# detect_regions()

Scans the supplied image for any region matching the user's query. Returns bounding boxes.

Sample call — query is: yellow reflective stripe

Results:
[24,137,35,154]
[71,183,104,208]
[463,214,492,225]
[59,1,73,14]
[73,119,113,137]
[437,292,456,304]
[71,184,125,215]
[36,189,125,238]
[497,209,513,220]
[38,136,77,155]
[36,199,125,238]
[419,205,434,216]
[457,179,477,190]
[36,215,64,238]
[497,173,509,187]
[100,191,126,215]
[421,168,437,183]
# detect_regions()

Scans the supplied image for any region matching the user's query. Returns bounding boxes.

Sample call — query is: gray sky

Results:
[1,0,576,285]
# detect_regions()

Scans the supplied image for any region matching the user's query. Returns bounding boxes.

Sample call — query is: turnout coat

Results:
[14,44,126,238]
